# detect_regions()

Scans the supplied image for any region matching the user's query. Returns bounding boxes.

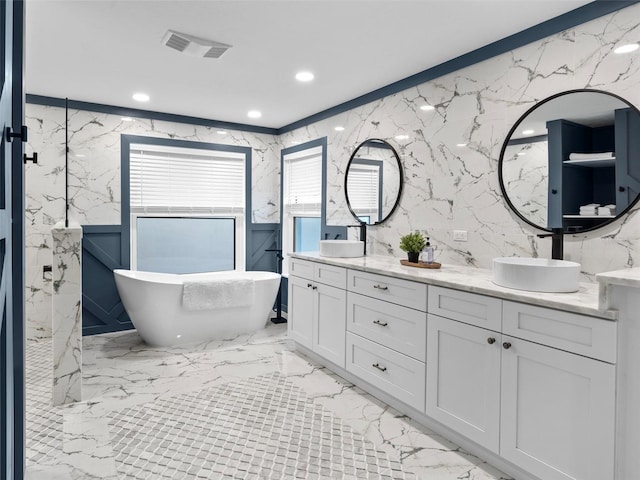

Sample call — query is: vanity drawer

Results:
[289,258,346,289]
[503,301,617,363]
[428,286,502,332]
[346,332,425,411]
[347,292,427,362]
[347,270,427,311]
[289,258,314,280]
[315,262,346,289]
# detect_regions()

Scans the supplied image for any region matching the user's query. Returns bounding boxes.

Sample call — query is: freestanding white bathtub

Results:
[113,269,281,347]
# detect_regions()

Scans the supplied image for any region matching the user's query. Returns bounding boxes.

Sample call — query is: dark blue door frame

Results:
[1,1,25,478]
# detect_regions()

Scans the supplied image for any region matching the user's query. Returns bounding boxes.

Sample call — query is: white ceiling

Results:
[25,0,593,129]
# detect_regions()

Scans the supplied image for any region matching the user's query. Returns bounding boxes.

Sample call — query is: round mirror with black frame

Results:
[344,138,403,225]
[498,89,640,234]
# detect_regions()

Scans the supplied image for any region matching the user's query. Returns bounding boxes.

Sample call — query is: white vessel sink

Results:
[492,257,580,293]
[319,240,364,258]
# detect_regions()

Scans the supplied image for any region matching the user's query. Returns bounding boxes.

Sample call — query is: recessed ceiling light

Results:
[217,130,227,135]
[614,43,639,54]
[295,71,315,82]
[522,129,534,135]
[75,154,86,158]
[121,117,133,122]
[420,105,435,111]
[247,110,262,119]
[132,92,150,102]
[517,152,527,156]
[334,126,345,132]
[456,143,467,147]
[395,134,409,140]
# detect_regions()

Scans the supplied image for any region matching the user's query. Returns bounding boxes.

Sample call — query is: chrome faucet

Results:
[537,228,564,260]
[346,222,367,255]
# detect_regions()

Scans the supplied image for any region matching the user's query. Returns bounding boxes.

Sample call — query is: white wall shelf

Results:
[563,157,615,167]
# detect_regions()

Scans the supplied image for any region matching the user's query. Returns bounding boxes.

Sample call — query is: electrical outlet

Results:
[453,230,468,241]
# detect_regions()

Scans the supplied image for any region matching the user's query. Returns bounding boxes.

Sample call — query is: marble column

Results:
[51,221,83,405]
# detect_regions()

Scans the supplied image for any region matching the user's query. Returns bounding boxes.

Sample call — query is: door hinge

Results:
[5,125,28,143]
[23,152,38,164]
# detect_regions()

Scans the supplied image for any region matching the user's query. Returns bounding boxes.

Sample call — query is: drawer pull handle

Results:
[487,337,496,345]
[503,342,512,350]
[312,285,317,290]
[373,284,388,291]
[372,363,387,372]
[373,320,388,327]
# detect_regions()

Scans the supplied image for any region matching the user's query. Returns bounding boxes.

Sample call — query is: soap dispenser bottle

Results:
[423,237,434,264]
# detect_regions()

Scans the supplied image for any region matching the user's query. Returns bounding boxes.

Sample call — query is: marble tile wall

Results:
[24,4,640,339]
[51,222,82,405]
[281,3,640,278]
[25,108,280,339]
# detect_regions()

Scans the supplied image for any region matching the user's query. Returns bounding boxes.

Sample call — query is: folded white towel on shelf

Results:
[569,152,614,160]
[182,279,255,311]
[598,205,616,216]
[579,203,598,215]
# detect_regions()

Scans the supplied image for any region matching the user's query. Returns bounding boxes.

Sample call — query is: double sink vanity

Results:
[285,88,640,480]
[287,252,639,480]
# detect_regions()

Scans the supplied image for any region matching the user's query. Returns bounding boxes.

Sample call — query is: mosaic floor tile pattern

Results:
[24,323,511,480]
[25,340,64,467]
[110,373,408,479]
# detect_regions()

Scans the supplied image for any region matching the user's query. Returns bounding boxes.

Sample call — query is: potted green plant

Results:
[399,231,426,263]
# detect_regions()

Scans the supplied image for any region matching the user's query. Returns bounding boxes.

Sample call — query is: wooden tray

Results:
[400,259,441,269]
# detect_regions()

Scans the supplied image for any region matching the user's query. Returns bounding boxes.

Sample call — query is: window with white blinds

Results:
[347,163,380,219]
[283,147,322,215]
[130,144,246,213]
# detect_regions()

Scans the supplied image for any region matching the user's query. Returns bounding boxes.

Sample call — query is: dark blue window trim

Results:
[280,137,332,244]
[120,135,252,268]
[25,2,637,135]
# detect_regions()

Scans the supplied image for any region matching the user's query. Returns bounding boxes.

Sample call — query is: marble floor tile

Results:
[25,323,511,479]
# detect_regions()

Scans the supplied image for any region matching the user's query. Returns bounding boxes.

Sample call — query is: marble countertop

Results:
[290,252,619,320]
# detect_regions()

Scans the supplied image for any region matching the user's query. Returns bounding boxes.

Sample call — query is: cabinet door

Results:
[287,275,314,348]
[500,337,615,480]
[314,283,346,367]
[615,107,640,210]
[426,315,501,453]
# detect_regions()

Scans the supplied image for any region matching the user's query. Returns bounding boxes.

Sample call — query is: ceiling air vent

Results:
[161,30,231,59]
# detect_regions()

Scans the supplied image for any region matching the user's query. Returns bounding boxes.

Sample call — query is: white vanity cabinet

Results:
[345,270,427,410]
[287,255,621,480]
[426,314,502,451]
[426,286,617,480]
[288,258,347,367]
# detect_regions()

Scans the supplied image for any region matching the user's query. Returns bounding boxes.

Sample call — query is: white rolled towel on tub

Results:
[183,278,255,311]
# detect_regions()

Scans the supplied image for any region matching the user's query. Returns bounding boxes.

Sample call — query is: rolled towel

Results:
[183,279,255,311]
[569,152,614,160]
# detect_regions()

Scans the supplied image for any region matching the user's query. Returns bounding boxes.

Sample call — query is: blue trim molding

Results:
[25,2,638,135]
[26,94,279,136]
[277,1,640,133]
